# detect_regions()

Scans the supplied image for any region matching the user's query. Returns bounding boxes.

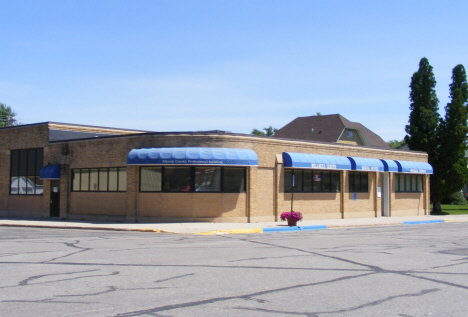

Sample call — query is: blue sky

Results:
[1,1,467,141]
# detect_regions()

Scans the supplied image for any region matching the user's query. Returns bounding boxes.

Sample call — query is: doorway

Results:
[50,180,60,218]
[381,173,390,217]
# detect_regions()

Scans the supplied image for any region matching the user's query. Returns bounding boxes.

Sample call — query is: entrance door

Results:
[50,180,60,218]
[381,173,390,217]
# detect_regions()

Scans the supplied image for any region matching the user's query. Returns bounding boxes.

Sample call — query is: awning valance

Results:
[380,159,399,172]
[39,165,61,180]
[282,152,352,170]
[348,157,384,172]
[127,147,258,166]
[395,160,433,174]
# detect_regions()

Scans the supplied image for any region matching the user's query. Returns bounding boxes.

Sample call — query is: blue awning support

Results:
[380,159,399,172]
[395,160,433,174]
[347,157,384,172]
[39,164,61,180]
[127,147,259,166]
[282,152,352,170]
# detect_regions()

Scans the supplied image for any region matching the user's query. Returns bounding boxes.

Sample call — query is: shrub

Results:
[441,191,466,205]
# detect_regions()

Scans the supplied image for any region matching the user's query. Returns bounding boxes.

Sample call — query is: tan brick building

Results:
[0,121,432,223]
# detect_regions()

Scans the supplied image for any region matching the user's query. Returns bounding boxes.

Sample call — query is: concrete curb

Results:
[1,217,467,235]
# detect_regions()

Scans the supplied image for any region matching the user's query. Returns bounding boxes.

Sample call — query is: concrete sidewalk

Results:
[2,214,468,235]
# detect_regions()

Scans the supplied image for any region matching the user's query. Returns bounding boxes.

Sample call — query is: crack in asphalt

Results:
[112,272,375,316]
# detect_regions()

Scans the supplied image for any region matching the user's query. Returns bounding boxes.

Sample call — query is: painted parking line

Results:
[403,219,445,225]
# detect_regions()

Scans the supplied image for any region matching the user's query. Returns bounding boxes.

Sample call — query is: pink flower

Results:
[280,211,303,221]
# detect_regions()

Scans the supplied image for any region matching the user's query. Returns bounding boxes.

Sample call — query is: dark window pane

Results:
[360,173,368,192]
[10,150,19,177]
[108,168,118,191]
[284,170,292,192]
[27,149,36,177]
[331,172,340,192]
[303,171,313,192]
[35,177,43,194]
[118,168,127,191]
[19,149,28,176]
[322,172,331,192]
[313,171,322,192]
[399,174,405,192]
[80,169,89,191]
[349,172,354,192]
[140,167,162,191]
[72,170,80,191]
[35,148,43,176]
[164,167,191,192]
[18,176,28,194]
[10,177,19,194]
[99,169,108,191]
[224,168,245,192]
[354,173,361,192]
[411,175,417,192]
[417,175,423,192]
[405,174,411,192]
[292,170,303,192]
[27,176,36,194]
[89,169,99,191]
[195,167,221,192]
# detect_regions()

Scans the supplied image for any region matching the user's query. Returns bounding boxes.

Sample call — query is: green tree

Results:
[251,126,278,136]
[386,139,406,149]
[449,64,468,102]
[432,87,468,213]
[0,103,18,128]
[404,58,440,158]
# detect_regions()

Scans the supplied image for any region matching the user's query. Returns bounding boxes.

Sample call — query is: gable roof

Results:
[273,114,390,148]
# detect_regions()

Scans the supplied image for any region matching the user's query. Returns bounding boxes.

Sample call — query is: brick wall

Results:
[0,125,432,222]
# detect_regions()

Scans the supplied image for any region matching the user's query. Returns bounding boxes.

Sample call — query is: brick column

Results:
[340,170,348,219]
[126,165,139,222]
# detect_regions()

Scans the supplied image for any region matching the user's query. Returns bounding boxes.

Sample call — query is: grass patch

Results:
[431,204,468,215]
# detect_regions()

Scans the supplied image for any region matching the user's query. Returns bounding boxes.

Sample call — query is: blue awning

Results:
[348,157,384,172]
[127,147,259,166]
[380,159,399,172]
[282,152,352,170]
[39,165,61,179]
[395,160,433,174]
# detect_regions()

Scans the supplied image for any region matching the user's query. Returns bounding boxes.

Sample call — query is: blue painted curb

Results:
[300,225,327,231]
[263,227,301,233]
[403,219,445,225]
[262,225,327,233]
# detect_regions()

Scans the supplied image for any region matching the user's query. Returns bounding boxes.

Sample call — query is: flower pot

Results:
[287,218,297,226]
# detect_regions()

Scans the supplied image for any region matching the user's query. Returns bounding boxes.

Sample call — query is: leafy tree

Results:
[251,126,278,136]
[386,139,406,149]
[432,87,468,213]
[0,103,18,128]
[404,58,440,159]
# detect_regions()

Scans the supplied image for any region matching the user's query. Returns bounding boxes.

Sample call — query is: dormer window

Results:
[347,130,353,137]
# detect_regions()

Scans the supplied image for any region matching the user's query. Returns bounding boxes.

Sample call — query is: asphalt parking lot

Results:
[1,223,468,316]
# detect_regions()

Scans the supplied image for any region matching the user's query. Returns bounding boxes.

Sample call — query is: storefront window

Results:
[139,166,246,193]
[140,167,162,191]
[284,169,340,193]
[71,167,127,192]
[10,148,43,195]
[395,174,423,193]
[349,172,368,193]
[195,167,221,192]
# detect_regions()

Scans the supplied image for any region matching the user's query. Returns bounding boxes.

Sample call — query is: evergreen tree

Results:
[449,64,468,103]
[404,58,440,159]
[432,87,468,213]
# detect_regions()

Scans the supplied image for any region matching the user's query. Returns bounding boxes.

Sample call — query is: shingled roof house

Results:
[273,114,390,149]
